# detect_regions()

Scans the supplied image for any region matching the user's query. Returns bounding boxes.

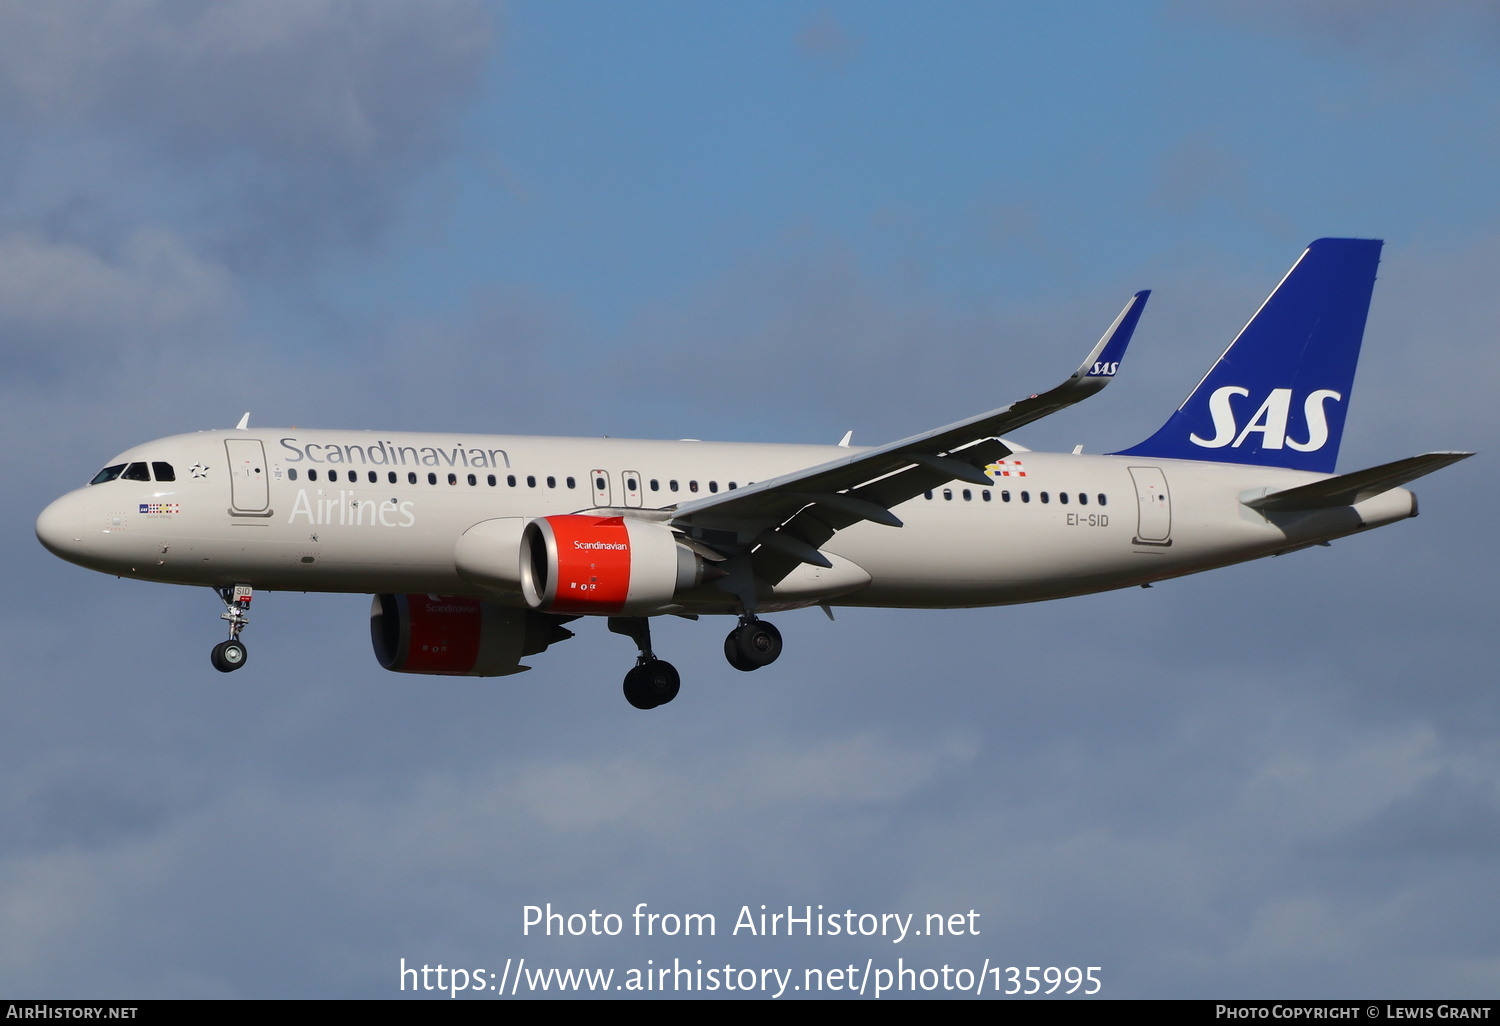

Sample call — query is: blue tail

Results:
[1113,238,1382,474]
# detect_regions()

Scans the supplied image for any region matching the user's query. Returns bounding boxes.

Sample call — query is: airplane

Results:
[35,238,1470,710]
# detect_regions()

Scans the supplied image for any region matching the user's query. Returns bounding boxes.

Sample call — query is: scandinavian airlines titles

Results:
[288,489,415,528]
[279,436,511,470]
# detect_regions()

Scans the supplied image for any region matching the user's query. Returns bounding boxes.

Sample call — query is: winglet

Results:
[1072,289,1149,387]
[235,412,251,431]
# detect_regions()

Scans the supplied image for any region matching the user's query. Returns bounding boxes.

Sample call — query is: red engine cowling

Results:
[370,594,574,676]
[519,515,703,616]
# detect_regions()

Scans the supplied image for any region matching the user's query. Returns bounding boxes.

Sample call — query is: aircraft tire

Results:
[624,660,679,709]
[732,620,782,668]
[211,640,248,673]
[724,630,759,672]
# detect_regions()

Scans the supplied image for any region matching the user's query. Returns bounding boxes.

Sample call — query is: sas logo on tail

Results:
[1189,387,1342,452]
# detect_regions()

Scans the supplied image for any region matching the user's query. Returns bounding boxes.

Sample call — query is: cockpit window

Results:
[90,464,126,485]
[122,462,151,482]
[152,462,175,482]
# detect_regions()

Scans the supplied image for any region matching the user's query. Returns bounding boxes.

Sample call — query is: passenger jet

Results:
[36,239,1470,709]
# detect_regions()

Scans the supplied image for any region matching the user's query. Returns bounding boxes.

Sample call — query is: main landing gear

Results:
[211,585,253,673]
[609,617,680,710]
[724,617,782,672]
[608,613,784,709]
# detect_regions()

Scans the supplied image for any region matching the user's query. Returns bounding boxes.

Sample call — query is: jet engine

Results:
[370,593,574,676]
[519,514,706,616]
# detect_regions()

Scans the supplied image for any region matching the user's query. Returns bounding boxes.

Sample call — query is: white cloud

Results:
[0,1,491,167]
[0,228,235,380]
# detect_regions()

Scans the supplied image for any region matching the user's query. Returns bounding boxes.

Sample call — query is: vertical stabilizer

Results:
[1113,238,1382,473]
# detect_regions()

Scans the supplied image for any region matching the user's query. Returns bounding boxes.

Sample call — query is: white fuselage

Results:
[36,428,1417,615]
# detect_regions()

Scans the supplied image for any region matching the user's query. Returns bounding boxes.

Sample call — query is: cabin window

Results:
[388,472,398,484]
[287,468,298,481]
[526,475,536,488]
[408,472,418,485]
[1098,494,1107,506]
[1021,491,1030,503]
[982,489,991,502]
[487,474,496,486]
[468,474,478,486]
[547,476,556,488]
[943,488,953,501]
[567,477,577,489]
[669,480,679,492]
[309,469,319,482]
[1078,492,1087,505]
[728,482,738,490]
[689,480,699,493]
[962,489,972,501]
[650,479,660,491]
[709,481,718,493]
[507,475,516,487]
[1059,492,1068,504]
[427,472,437,485]
[1041,492,1050,503]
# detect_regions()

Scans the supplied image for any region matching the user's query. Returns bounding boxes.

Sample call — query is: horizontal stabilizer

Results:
[1244,452,1472,512]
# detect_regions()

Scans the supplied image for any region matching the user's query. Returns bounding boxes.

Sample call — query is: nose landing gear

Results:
[211,585,253,673]
[724,617,782,672]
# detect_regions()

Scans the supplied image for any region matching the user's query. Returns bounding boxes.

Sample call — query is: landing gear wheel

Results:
[725,619,782,671]
[724,631,757,671]
[211,639,248,673]
[623,659,680,710]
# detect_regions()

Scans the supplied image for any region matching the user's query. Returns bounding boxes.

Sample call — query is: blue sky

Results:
[3,1,1497,999]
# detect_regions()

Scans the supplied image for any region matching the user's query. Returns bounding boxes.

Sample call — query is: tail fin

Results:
[1113,238,1382,473]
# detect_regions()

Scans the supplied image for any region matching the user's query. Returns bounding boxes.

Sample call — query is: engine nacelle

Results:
[519,515,703,616]
[370,593,574,676]
[454,517,527,594]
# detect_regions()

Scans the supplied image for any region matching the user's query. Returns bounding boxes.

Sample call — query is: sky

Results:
[2,0,1498,1000]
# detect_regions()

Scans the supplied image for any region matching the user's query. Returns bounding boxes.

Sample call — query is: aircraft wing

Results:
[667,290,1149,581]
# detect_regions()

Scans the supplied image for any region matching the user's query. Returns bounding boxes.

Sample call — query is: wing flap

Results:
[751,445,1010,584]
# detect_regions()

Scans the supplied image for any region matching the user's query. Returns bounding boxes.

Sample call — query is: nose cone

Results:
[36,492,89,564]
